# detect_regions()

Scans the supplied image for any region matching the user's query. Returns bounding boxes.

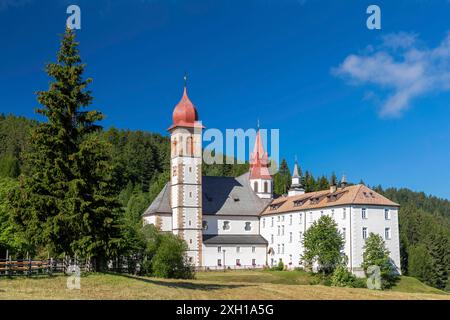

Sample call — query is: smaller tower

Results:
[249,128,272,199]
[340,174,347,188]
[288,159,305,197]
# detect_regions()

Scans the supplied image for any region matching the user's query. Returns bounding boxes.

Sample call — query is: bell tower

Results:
[168,83,204,267]
[249,127,273,199]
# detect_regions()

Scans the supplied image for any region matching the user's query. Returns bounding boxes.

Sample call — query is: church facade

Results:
[143,86,401,276]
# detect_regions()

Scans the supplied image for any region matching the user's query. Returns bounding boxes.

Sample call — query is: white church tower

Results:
[249,128,272,199]
[168,83,204,266]
[288,159,305,197]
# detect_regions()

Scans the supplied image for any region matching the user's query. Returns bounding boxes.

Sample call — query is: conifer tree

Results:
[12,28,122,268]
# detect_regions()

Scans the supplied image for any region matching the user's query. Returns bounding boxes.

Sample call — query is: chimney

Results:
[330,184,337,193]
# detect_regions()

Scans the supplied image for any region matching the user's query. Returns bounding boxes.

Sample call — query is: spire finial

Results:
[183,72,188,88]
[257,118,260,129]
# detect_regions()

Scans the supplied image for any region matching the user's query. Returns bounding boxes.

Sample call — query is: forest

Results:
[0,29,448,289]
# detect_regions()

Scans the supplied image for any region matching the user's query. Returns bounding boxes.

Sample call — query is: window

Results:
[289,215,292,225]
[252,259,256,266]
[362,208,367,219]
[189,239,192,244]
[385,209,390,220]
[223,221,230,230]
[299,231,303,243]
[236,246,240,253]
[264,181,268,193]
[277,226,280,236]
[277,244,280,254]
[189,166,192,173]
[253,182,258,193]
[189,220,191,226]
[282,215,285,222]
[342,228,346,240]
[299,213,303,223]
[385,227,391,240]
[309,212,313,222]
[331,209,335,217]
[362,227,368,240]
[282,225,285,236]
[278,216,280,222]
[244,222,251,231]
[271,234,274,244]
[217,259,222,266]
[202,220,208,230]
[218,246,222,253]
[282,244,285,254]
[320,210,324,216]
[236,259,241,266]
[172,166,177,177]
[342,208,346,220]
[271,217,274,227]
[186,136,193,156]
[252,246,256,253]
[263,218,266,228]
[289,232,293,243]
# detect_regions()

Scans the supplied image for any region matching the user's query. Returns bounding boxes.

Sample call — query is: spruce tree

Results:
[12,28,122,268]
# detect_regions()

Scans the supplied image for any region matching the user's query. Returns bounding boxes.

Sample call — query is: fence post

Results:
[5,250,9,276]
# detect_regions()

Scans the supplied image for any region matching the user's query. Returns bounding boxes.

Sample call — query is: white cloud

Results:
[333,32,450,117]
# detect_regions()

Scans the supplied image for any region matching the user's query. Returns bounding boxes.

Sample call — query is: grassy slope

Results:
[0,271,448,300]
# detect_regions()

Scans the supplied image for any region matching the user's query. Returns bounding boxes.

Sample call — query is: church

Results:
[142,85,401,276]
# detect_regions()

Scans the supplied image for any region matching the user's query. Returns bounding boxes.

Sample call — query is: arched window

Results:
[264,181,268,193]
[186,136,193,156]
[253,181,258,193]
[171,138,177,155]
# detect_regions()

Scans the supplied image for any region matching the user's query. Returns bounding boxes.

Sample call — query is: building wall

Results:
[202,244,267,269]
[202,215,260,235]
[350,205,401,276]
[143,214,172,231]
[260,205,401,276]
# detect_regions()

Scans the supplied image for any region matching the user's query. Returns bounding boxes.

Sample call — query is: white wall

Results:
[351,205,401,276]
[260,205,401,275]
[202,244,266,268]
[143,214,172,232]
[203,215,260,235]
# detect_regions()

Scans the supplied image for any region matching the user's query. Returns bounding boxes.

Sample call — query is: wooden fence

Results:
[0,257,93,277]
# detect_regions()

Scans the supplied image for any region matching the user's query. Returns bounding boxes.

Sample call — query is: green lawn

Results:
[0,271,448,300]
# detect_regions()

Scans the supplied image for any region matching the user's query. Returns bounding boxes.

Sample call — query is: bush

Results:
[151,233,194,279]
[331,266,365,288]
[268,260,285,271]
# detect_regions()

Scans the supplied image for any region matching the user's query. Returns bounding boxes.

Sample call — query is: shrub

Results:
[331,266,363,288]
[151,233,194,279]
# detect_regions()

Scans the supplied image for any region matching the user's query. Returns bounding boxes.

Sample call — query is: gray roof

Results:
[143,172,270,217]
[143,183,172,215]
[203,234,268,245]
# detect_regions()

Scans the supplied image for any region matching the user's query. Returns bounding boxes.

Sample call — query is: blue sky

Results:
[0,0,449,199]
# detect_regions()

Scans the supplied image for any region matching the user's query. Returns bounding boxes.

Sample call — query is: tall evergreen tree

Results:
[273,159,291,196]
[11,28,122,268]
